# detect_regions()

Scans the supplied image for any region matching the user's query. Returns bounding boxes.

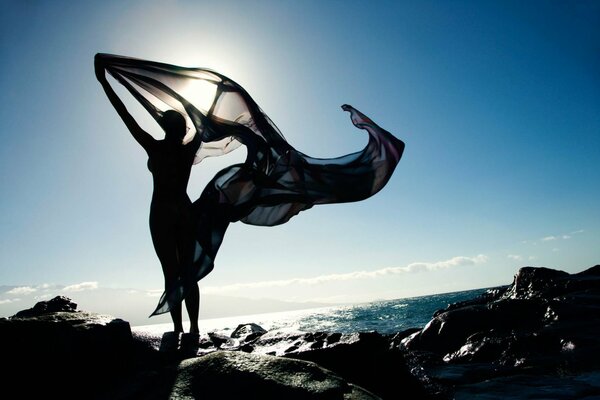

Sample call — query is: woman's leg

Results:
[185,283,200,333]
[177,214,200,333]
[150,208,184,333]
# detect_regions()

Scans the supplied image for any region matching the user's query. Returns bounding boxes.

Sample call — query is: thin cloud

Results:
[507,254,523,261]
[539,230,583,243]
[36,283,57,290]
[0,298,21,305]
[6,286,37,295]
[62,282,98,292]
[203,255,488,294]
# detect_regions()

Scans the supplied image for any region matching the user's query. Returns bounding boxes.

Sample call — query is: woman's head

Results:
[160,110,187,142]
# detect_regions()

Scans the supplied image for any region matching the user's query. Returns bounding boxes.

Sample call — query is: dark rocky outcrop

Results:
[282,331,429,400]
[13,294,77,317]
[3,265,599,399]
[170,351,380,399]
[231,322,268,341]
[2,296,136,399]
[130,327,433,399]
[1,298,419,399]
[401,265,600,399]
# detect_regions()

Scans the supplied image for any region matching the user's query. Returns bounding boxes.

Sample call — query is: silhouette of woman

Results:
[95,53,405,331]
[96,57,201,333]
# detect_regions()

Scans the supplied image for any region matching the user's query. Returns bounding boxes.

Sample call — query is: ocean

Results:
[132,287,491,336]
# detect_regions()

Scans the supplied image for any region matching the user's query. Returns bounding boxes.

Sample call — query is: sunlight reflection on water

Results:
[132,288,490,336]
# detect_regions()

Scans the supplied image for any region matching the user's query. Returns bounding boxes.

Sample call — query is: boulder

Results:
[170,351,381,399]
[13,295,77,317]
[503,267,570,299]
[400,265,600,399]
[231,322,268,342]
[403,265,600,360]
[132,326,432,399]
[284,331,432,400]
[2,296,134,398]
[208,331,238,349]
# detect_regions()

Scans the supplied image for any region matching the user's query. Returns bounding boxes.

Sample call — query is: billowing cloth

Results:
[98,54,405,316]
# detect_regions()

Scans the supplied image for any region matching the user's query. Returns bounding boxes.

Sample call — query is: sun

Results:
[177,79,218,112]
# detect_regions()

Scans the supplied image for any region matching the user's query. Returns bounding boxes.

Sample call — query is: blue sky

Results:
[1,0,599,317]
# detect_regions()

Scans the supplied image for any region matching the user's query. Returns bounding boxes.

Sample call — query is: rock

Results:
[251,329,305,355]
[284,331,432,400]
[403,303,499,354]
[2,301,134,398]
[13,295,77,317]
[231,322,267,341]
[170,351,381,399]
[7,265,598,399]
[400,265,600,399]
[504,267,570,299]
[208,331,238,349]
[202,328,437,399]
[389,327,421,347]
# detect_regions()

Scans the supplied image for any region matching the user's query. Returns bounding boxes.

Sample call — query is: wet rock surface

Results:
[3,265,599,399]
[2,298,426,399]
[401,265,600,399]
[129,327,431,399]
[170,351,381,399]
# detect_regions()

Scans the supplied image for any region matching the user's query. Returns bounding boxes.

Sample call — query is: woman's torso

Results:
[147,141,196,206]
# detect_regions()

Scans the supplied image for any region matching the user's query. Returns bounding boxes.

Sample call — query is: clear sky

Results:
[1,0,599,318]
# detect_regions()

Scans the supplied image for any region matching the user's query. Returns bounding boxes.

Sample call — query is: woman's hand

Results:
[94,54,107,82]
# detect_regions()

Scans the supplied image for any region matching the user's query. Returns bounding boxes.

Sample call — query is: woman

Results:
[96,56,201,333]
[95,53,405,329]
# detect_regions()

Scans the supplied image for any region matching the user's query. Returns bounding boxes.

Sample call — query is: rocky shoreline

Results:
[2,265,599,399]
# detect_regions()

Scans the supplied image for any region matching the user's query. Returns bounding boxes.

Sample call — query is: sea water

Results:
[133,287,491,337]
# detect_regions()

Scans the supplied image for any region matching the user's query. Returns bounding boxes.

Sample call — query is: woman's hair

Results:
[160,110,187,140]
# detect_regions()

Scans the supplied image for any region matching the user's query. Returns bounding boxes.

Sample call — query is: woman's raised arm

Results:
[95,55,155,152]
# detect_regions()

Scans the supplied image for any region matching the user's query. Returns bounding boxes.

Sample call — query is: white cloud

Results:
[6,286,37,295]
[507,254,523,261]
[62,282,98,292]
[203,255,488,294]
[539,230,583,243]
[36,283,56,290]
[0,298,21,305]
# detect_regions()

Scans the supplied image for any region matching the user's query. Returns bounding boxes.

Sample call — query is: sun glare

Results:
[178,79,217,112]
[176,79,218,142]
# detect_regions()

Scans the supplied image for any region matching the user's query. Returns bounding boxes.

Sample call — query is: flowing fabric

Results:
[97,54,405,316]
